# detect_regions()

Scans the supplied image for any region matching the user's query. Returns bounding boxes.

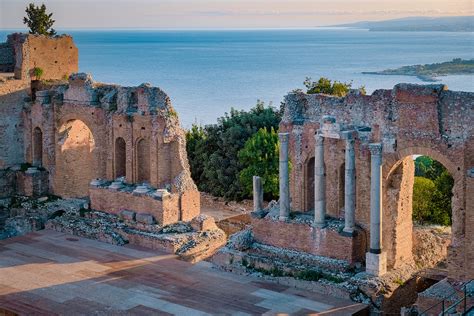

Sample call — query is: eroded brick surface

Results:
[280,84,473,280]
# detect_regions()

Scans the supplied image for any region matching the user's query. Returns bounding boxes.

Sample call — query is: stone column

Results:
[279,133,290,220]
[366,143,387,276]
[314,133,326,227]
[253,176,264,212]
[343,134,356,235]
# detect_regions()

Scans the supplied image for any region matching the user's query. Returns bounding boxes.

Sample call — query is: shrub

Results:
[32,67,43,80]
[186,101,281,200]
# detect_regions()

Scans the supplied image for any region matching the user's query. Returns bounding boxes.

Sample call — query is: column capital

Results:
[369,143,383,156]
[278,132,290,143]
[314,132,324,145]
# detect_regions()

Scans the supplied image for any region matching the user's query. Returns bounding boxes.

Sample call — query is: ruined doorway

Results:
[55,119,97,197]
[136,138,150,183]
[114,137,126,179]
[383,154,453,271]
[33,127,43,167]
[305,157,315,211]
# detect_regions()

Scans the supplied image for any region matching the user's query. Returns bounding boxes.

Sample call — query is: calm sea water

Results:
[1,29,473,127]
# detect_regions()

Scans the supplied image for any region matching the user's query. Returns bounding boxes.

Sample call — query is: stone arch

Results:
[33,127,43,167]
[55,119,98,197]
[114,137,126,179]
[382,146,462,270]
[305,156,315,211]
[136,138,150,183]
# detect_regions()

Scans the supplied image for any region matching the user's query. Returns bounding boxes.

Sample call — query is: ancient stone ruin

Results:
[215,84,473,313]
[0,32,472,314]
[0,33,225,262]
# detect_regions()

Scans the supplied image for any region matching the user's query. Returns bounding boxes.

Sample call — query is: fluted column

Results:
[343,135,356,235]
[314,133,326,228]
[279,133,290,220]
[253,176,263,212]
[366,143,386,276]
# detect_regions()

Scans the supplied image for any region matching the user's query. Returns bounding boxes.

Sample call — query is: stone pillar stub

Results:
[314,132,326,228]
[253,176,264,212]
[342,134,356,235]
[366,252,387,276]
[279,133,290,221]
[366,142,386,276]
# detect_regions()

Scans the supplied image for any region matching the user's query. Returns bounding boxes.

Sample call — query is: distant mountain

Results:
[334,16,474,32]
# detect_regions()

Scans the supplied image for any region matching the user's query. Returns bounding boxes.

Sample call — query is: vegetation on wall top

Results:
[23,3,56,36]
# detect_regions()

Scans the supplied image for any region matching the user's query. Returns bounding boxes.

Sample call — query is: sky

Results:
[0,0,472,29]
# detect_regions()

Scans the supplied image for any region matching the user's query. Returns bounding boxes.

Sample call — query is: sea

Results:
[1,28,473,127]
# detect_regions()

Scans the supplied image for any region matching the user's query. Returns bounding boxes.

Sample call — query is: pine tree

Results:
[23,3,56,36]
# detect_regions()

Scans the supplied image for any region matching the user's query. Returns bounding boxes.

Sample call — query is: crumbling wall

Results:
[24,73,200,215]
[281,84,473,280]
[0,80,29,169]
[0,42,14,72]
[7,33,78,80]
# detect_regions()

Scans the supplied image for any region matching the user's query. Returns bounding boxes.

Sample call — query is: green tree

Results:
[304,77,359,97]
[186,101,281,200]
[412,158,453,226]
[23,3,56,36]
[412,177,437,224]
[414,156,444,180]
[238,127,280,199]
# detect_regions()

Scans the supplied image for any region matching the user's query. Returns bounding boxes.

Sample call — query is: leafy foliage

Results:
[32,67,43,80]
[413,156,453,226]
[186,101,281,200]
[303,77,365,97]
[238,127,280,200]
[23,3,56,36]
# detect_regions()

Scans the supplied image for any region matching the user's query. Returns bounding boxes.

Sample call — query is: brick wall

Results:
[6,33,78,80]
[89,186,199,226]
[281,84,473,279]
[252,217,366,263]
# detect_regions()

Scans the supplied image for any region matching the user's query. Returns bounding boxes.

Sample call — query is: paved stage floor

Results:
[0,230,367,315]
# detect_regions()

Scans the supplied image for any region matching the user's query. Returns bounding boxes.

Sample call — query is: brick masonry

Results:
[90,186,200,226]
[252,216,366,263]
[280,84,473,280]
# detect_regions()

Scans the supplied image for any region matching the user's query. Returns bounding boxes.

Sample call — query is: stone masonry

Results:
[278,85,473,280]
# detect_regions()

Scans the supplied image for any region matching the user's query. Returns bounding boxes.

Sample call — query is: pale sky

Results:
[1,0,472,29]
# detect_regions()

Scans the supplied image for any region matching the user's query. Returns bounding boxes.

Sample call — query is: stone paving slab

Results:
[0,230,368,315]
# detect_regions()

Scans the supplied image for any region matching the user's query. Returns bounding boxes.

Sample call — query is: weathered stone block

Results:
[190,214,218,231]
[366,252,387,276]
[136,213,155,225]
[120,210,136,222]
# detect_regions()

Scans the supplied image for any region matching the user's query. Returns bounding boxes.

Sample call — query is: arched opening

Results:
[56,119,97,197]
[136,138,150,183]
[305,157,315,211]
[33,127,43,167]
[114,137,126,179]
[383,153,454,271]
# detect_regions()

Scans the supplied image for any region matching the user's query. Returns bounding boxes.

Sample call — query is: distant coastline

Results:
[336,16,474,32]
[363,59,474,82]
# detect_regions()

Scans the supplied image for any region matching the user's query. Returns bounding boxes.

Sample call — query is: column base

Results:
[279,216,288,221]
[366,251,387,276]
[340,228,356,237]
[313,221,327,229]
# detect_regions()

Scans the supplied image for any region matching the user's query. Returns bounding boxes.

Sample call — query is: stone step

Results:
[247,242,355,273]
[211,247,358,301]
